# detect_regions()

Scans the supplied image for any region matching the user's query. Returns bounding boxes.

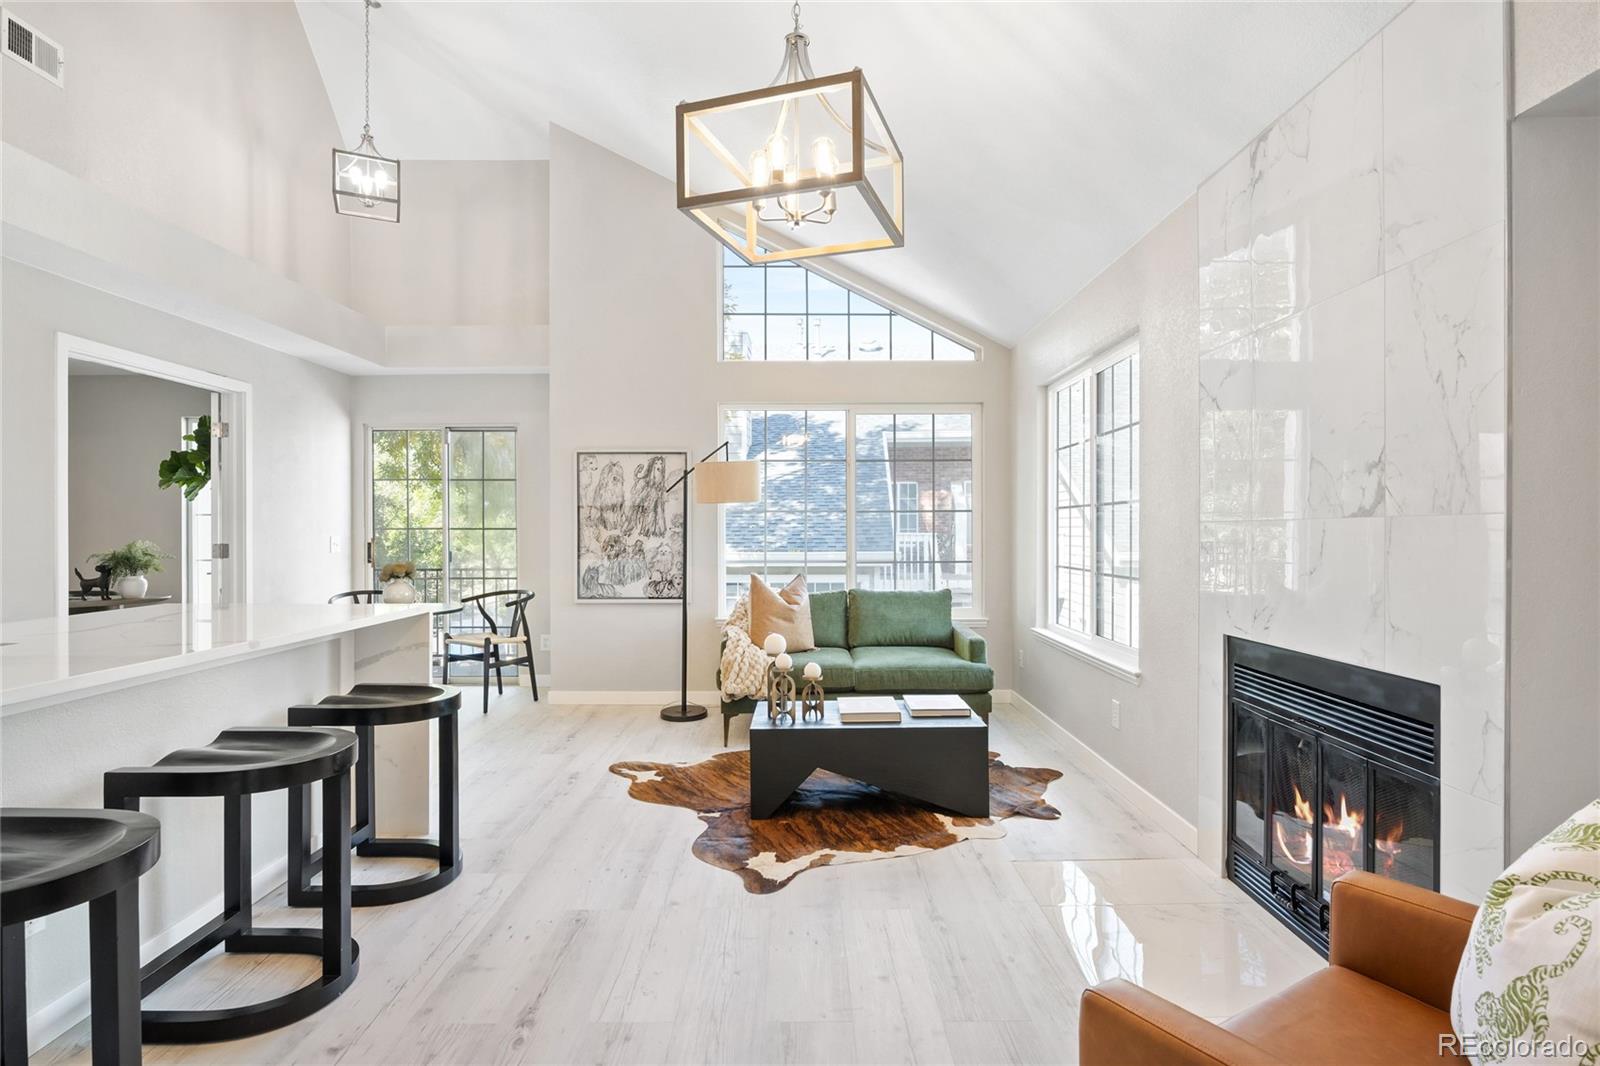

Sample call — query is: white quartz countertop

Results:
[0,602,436,714]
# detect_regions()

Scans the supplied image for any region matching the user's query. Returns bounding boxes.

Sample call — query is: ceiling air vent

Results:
[3,9,63,86]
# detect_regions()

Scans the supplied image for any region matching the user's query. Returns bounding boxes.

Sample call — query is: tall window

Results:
[1050,340,1140,662]
[721,245,977,361]
[720,406,980,616]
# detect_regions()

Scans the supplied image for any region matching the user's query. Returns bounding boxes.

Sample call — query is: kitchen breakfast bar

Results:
[0,602,436,1049]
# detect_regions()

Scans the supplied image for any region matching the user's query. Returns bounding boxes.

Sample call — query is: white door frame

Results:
[55,333,252,616]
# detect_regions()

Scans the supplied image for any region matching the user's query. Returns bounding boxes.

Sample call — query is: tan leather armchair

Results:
[1080,872,1478,1065]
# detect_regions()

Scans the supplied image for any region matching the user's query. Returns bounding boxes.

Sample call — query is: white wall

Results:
[2,260,354,622]
[348,373,552,677]
[1010,200,1201,824]
[67,374,212,601]
[0,1,351,306]
[1507,107,1600,853]
[1513,0,1600,115]
[348,161,550,329]
[548,126,1013,704]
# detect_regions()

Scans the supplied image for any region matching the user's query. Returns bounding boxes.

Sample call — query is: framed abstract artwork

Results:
[575,450,688,603]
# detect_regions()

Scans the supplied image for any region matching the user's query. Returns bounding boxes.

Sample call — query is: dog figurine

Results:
[74,563,113,600]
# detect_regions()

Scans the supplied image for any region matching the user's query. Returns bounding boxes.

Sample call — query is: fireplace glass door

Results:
[1226,637,1441,955]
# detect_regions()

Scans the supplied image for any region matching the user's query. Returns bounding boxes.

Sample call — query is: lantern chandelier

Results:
[675,2,904,263]
[331,0,400,222]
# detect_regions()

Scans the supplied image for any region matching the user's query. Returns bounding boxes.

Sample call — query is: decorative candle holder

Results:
[800,661,825,720]
[766,645,796,722]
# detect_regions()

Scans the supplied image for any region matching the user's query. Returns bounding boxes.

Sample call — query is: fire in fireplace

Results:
[1227,637,1441,954]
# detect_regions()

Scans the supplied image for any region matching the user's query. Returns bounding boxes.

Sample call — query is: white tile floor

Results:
[37,689,1323,1064]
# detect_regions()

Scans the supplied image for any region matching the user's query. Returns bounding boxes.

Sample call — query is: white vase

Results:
[115,574,149,599]
[382,578,418,604]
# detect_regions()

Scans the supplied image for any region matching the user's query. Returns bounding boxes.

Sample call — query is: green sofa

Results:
[719,588,993,744]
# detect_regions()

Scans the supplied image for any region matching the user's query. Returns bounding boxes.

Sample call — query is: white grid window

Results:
[1049,340,1140,662]
[719,406,981,617]
[720,245,977,362]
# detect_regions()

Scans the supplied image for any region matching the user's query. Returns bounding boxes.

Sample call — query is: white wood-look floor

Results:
[36,688,1321,1065]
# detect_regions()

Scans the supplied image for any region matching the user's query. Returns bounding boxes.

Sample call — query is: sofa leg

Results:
[722,714,730,746]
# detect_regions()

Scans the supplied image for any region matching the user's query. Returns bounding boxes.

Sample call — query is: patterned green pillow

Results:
[1451,798,1600,1065]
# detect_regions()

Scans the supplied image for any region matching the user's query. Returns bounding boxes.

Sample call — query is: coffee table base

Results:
[750,722,989,820]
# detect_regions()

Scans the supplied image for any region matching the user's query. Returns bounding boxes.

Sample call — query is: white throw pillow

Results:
[1451,799,1600,1065]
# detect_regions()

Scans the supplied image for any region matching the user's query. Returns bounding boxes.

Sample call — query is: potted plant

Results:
[157,415,211,500]
[379,560,419,604]
[90,540,173,600]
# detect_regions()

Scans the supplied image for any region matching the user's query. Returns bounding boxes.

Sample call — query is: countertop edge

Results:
[1,604,435,716]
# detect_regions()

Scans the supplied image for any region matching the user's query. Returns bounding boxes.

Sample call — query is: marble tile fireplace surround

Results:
[1195,0,1508,902]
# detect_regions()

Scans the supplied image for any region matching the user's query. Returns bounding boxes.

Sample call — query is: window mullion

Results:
[1086,378,1099,643]
[845,408,856,587]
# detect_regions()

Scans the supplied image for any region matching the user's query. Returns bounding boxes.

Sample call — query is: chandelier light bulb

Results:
[812,137,838,179]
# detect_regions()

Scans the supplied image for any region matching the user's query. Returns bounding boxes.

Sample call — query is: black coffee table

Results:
[748,699,989,819]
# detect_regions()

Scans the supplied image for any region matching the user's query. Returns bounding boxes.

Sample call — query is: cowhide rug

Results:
[608,750,1062,893]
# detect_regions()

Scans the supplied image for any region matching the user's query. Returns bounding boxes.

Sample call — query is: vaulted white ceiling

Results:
[297,1,1403,346]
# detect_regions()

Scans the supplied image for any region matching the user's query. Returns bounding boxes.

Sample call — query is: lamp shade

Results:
[695,460,761,504]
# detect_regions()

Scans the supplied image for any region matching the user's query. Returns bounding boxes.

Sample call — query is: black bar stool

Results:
[103,728,359,1044]
[287,684,462,907]
[1,809,160,1064]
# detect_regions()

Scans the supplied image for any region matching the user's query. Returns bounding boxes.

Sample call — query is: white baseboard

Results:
[29,857,290,1053]
[548,690,722,707]
[1008,691,1198,855]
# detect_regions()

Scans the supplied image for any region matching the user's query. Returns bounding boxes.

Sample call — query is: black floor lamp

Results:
[661,442,761,722]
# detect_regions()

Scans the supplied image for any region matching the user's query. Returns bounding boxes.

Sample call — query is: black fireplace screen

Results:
[1226,637,1440,954]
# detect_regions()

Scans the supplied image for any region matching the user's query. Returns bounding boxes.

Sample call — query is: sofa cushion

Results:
[848,589,953,648]
[790,646,854,691]
[749,574,815,652]
[809,590,848,650]
[1225,967,1456,1065]
[851,645,993,693]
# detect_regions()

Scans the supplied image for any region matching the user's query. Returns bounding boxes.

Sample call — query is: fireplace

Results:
[1226,637,1441,954]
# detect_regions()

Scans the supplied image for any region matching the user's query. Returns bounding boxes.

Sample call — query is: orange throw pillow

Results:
[749,574,816,652]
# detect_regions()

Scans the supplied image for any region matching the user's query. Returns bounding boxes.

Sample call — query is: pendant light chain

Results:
[362,0,373,137]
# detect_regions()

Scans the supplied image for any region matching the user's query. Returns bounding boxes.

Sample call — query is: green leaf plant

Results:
[158,415,211,501]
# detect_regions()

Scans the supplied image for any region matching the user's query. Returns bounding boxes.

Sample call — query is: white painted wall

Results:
[0,1,352,305]
[2,261,354,622]
[67,374,212,601]
[547,126,1013,705]
[1507,109,1600,852]
[348,161,550,329]
[1010,200,1201,824]
[348,373,552,677]
[1513,0,1600,115]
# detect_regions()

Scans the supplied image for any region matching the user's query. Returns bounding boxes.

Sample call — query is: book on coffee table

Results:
[902,694,972,717]
[837,696,902,724]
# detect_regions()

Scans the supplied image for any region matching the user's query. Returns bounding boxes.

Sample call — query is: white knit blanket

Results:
[719,594,769,700]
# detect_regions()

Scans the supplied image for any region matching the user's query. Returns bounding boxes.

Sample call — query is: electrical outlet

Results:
[539,634,551,652]
[1111,699,1122,729]
[328,535,341,555]
[1016,648,1026,669]
[24,917,45,939]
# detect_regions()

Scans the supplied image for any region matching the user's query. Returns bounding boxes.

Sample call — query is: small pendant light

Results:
[331,0,400,222]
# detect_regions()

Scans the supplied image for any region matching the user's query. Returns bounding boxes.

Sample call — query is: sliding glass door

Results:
[369,427,518,608]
